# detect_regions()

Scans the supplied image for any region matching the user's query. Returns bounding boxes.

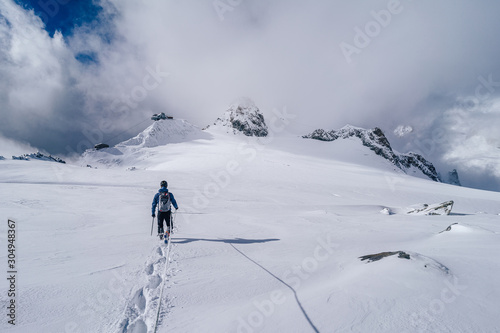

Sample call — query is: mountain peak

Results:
[119,118,207,148]
[80,118,209,168]
[211,98,268,137]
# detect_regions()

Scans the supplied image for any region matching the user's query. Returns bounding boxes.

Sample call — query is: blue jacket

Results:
[152,187,178,215]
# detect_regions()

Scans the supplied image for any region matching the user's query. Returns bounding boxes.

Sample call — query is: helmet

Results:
[160,180,168,188]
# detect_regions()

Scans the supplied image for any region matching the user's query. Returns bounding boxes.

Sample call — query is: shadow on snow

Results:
[171,238,280,244]
[227,243,320,333]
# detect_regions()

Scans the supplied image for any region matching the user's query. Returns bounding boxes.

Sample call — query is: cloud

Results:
[436,100,500,191]
[386,95,500,190]
[1,0,500,189]
[0,133,37,157]
[97,0,500,131]
[1,1,86,153]
[0,0,155,155]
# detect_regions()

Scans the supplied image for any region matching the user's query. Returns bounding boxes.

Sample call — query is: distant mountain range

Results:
[302,126,444,183]
[5,97,461,186]
[213,100,460,185]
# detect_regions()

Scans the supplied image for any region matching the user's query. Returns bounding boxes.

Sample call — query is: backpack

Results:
[158,191,172,212]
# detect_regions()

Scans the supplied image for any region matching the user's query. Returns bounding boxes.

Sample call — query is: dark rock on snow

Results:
[213,98,268,137]
[439,223,459,233]
[359,251,411,263]
[94,143,110,150]
[12,152,66,164]
[406,200,454,216]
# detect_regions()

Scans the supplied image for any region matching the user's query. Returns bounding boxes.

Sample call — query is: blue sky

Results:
[14,0,103,37]
[1,0,500,191]
[14,0,113,65]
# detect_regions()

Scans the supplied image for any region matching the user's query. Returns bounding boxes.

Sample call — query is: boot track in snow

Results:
[117,238,174,333]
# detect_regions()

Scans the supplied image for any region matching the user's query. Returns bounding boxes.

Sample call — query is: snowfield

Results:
[1,120,500,333]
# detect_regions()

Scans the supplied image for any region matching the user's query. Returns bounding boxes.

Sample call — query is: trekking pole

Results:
[151,216,155,236]
[173,209,177,232]
[168,211,173,234]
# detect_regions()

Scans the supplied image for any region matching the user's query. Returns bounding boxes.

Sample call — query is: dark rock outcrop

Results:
[359,251,411,263]
[12,152,66,164]
[439,223,459,233]
[398,152,440,182]
[438,169,462,186]
[94,143,110,150]
[213,98,268,137]
[447,169,461,186]
[406,200,454,215]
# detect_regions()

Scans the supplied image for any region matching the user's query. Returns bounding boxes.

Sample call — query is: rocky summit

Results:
[212,97,268,137]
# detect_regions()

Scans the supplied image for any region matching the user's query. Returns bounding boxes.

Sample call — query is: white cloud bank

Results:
[1,0,500,190]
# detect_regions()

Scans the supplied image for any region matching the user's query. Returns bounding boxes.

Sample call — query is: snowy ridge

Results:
[120,118,207,147]
[211,97,268,137]
[303,125,440,182]
[398,151,440,182]
[80,118,210,168]
[11,151,66,163]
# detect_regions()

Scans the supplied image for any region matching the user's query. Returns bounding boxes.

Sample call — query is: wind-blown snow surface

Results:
[1,126,500,333]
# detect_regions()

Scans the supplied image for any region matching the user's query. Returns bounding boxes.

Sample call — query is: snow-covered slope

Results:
[81,118,210,168]
[304,125,441,182]
[1,127,500,333]
[120,118,207,147]
[210,97,269,137]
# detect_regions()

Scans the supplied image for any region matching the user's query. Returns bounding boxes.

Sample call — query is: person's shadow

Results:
[171,237,279,244]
